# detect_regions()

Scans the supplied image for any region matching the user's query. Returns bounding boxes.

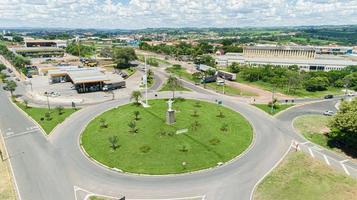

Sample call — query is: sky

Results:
[0,0,357,29]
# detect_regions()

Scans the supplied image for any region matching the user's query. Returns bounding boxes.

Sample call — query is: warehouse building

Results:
[216,52,357,71]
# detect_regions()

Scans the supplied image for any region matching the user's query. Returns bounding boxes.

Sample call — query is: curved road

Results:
[1,76,355,200]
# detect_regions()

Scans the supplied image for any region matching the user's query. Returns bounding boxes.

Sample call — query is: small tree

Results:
[221,123,228,132]
[56,106,64,115]
[6,80,17,97]
[134,111,140,121]
[130,90,142,105]
[217,110,225,118]
[191,120,200,131]
[128,121,138,134]
[24,100,29,109]
[167,75,182,99]
[191,110,199,117]
[45,112,52,121]
[99,118,108,128]
[108,136,119,150]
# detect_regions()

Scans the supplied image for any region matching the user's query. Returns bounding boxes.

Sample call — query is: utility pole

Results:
[271,86,275,114]
[44,92,51,110]
[223,75,226,94]
[144,56,149,106]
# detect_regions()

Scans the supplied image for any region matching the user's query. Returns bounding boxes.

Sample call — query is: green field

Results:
[16,102,77,134]
[81,99,253,175]
[166,67,257,96]
[293,115,349,156]
[255,152,357,200]
[237,76,344,98]
[159,80,191,92]
[254,104,294,115]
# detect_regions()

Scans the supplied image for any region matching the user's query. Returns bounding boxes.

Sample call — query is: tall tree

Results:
[130,90,142,104]
[113,47,137,69]
[5,80,17,96]
[167,75,182,99]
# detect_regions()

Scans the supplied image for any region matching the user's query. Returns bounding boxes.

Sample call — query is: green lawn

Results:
[254,104,294,115]
[293,115,349,156]
[206,82,257,97]
[255,152,357,200]
[166,66,194,81]
[122,67,136,79]
[159,80,191,92]
[166,67,257,96]
[16,102,78,134]
[81,99,253,175]
[237,75,344,98]
[89,196,113,200]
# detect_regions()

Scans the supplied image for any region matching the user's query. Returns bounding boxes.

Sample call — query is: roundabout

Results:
[81,99,253,175]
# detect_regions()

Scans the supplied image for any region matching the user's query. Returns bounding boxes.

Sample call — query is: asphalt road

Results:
[1,71,356,200]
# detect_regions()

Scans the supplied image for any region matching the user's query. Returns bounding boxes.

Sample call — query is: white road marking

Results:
[323,155,330,166]
[308,148,314,158]
[341,163,350,175]
[301,141,310,145]
[4,128,39,139]
[340,159,349,164]
[0,129,22,200]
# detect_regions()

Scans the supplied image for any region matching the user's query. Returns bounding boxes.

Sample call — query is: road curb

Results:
[0,128,22,200]
[249,141,294,200]
[8,98,48,138]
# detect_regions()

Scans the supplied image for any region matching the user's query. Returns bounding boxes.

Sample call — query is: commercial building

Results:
[48,67,125,93]
[24,39,67,48]
[243,46,316,60]
[216,52,357,71]
[13,47,65,58]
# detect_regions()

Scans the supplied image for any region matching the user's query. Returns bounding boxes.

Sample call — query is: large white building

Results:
[216,45,357,71]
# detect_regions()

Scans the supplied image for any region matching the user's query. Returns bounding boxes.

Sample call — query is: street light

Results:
[44,91,51,110]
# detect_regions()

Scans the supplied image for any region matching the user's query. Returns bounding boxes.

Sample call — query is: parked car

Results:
[324,94,334,99]
[323,110,334,116]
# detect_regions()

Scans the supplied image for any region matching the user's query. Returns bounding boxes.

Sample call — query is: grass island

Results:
[81,99,253,175]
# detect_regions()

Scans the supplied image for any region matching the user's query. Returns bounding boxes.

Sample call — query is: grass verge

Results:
[16,102,78,134]
[159,81,191,92]
[82,99,253,175]
[0,137,16,200]
[293,115,351,157]
[254,104,294,115]
[236,75,344,98]
[255,152,357,200]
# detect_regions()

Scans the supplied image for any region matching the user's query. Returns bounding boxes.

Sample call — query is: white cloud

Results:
[0,0,356,28]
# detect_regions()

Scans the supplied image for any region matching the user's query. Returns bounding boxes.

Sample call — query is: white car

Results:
[323,110,334,116]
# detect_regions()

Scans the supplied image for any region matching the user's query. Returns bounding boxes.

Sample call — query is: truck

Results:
[102,81,126,91]
[217,70,237,81]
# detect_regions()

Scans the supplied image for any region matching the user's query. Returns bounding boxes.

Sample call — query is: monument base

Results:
[166,110,176,125]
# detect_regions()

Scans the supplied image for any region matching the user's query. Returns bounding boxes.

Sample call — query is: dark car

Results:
[324,94,334,99]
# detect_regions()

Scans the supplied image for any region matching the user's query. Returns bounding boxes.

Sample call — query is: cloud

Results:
[0,0,356,28]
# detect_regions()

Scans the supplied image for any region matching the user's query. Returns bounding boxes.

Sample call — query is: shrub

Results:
[99,118,108,128]
[140,145,151,153]
[209,138,221,145]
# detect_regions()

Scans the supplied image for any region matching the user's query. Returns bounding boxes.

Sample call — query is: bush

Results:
[209,138,221,145]
[140,145,151,153]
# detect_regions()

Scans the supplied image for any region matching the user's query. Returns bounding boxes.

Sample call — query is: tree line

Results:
[232,64,357,93]
[0,44,30,74]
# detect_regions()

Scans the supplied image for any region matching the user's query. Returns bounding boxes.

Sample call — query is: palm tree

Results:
[108,136,119,150]
[134,111,140,121]
[130,90,142,105]
[128,121,138,133]
[56,106,64,115]
[167,75,182,99]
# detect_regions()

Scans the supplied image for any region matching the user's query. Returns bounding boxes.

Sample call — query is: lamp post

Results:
[271,86,275,114]
[44,92,51,110]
